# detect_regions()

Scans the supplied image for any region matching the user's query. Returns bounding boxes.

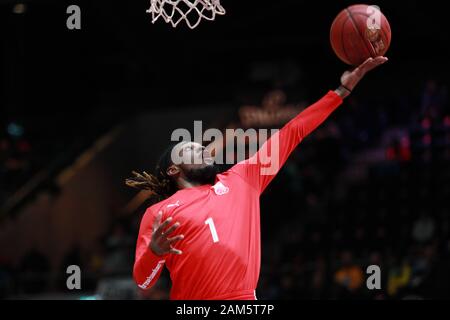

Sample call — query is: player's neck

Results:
[177,179,208,190]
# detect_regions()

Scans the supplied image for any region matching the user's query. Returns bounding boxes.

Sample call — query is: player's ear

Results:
[166,165,180,178]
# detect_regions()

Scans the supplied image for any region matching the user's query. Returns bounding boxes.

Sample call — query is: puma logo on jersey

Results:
[212,182,229,195]
[167,200,181,208]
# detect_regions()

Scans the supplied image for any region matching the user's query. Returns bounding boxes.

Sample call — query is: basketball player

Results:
[126,56,388,300]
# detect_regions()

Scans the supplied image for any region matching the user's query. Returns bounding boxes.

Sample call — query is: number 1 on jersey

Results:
[205,217,219,243]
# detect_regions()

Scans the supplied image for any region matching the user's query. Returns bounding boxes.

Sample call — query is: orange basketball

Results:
[330,4,391,66]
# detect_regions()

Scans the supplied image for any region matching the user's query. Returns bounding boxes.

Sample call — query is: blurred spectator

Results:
[387,258,411,297]
[333,251,364,298]
[102,221,134,276]
[421,79,448,120]
[412,213,436,244]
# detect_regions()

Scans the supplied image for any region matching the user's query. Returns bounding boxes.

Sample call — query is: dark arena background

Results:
[1,0,449,300]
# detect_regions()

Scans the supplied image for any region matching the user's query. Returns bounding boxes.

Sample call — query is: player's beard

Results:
[183,164,218,186]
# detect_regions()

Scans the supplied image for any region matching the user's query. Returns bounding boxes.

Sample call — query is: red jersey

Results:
[133,91,343,299]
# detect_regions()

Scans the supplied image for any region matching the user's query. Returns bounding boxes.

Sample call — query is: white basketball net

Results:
[146,0,225,29]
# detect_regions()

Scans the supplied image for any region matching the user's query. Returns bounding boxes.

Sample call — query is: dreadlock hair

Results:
[125,142,181,202]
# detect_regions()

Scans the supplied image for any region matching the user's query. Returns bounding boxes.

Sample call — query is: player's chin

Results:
[188,160,214,170]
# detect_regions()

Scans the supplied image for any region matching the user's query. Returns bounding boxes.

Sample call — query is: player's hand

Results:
[338,56,389,98]
[150,211,184,256]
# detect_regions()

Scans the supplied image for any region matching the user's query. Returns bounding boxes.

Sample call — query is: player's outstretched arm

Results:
[231,56,388,194]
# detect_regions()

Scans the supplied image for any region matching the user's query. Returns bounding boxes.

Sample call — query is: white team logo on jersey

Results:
[212,182,229,196]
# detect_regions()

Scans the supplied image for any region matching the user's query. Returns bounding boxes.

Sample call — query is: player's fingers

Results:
[167,234,184,243]
[360,57,373,67]
[169,248,183,255]
[362,56,388,72]
[162,222,181,237]
[156,216,173,235]
[152,211,163,232]
[369,56,388,68]
[356,57,374,73]
[375,56,388,62]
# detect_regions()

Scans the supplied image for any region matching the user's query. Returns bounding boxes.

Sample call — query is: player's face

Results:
[170,142,216,185]
[173,142,213,168]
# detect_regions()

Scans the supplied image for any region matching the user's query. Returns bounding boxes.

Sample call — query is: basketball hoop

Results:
[146,0,225,29]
